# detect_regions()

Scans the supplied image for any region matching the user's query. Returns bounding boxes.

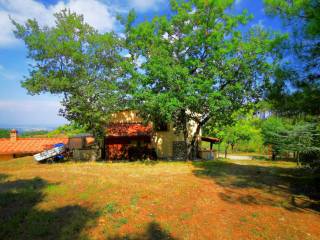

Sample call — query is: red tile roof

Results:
[0,138,69,155]
[106,123,153,137]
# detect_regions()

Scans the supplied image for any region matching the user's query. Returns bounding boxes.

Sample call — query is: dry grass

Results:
[0,157,319,240]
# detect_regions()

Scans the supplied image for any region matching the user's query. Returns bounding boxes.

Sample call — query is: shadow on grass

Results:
[0,175,98,240]
[252,155,296,162]
[193,161,320,212]
[107,221,177,240]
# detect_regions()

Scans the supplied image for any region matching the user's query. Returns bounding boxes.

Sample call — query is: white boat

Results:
[33,145,65,162]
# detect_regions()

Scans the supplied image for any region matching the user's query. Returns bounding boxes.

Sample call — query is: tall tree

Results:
[264,0,320,116]
[13,10,125,155]
[124,0,283,159]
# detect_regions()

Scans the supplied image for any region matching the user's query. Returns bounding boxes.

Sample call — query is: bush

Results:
[299,152,320,171]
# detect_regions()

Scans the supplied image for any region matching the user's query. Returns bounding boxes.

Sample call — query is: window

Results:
[154,120,169,131]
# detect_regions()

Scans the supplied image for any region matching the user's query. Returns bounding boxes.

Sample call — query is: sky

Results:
[0,0,283,128]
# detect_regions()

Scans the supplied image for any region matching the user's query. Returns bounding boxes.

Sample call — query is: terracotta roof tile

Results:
[107,123,152,137]
[0,138,69,155]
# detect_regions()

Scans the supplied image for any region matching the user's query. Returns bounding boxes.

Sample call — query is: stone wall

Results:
[73,148,100,161]
[172,141,187,160]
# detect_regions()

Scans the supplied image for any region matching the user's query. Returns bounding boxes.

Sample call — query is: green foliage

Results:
[124,0,283,158]
[12,2,288,161]
[223,116,261,154]
[12,10,125,149]
[264,0,320,116]
[0,129,10,138]
[264,0,320,36]
[261,117,288,159]
[47,123,87,137]
[19,130,49,138]
[261,117,320,165]
[208,111,263,155]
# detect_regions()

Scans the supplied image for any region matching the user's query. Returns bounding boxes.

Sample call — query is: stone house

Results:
[105,110,202,160]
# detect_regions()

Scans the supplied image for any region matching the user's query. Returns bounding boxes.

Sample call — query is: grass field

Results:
[0,157,320,240]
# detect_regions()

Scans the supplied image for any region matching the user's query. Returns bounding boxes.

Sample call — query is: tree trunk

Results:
[296,152,300,167]
[92,126,106,161]
[231,143,235,152]
[189,123,202,160]
[101,137,106,160]
[182,114,190,161]
[185,140,192,161]
[225,144,229,159]
[94,137,104,161]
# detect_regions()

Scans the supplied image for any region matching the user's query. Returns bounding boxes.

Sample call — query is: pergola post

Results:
[201,136,220,160]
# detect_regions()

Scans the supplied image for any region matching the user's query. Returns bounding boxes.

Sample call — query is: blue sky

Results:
[0,0,283,127]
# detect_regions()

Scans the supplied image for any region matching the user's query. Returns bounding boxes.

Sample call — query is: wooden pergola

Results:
[201,136,220,150]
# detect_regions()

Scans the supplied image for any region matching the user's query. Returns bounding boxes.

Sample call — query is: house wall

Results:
[153,121,201,159]
[110,110,143,123]
[0,154,13,160]
[13,154,33,158]
[152,124,184,159]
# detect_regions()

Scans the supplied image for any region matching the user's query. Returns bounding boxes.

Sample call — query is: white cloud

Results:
[128,0,165,12]
[235,0,242,5]
[0,0,116,47]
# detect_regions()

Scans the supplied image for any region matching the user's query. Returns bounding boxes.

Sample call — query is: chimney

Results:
[10,129,18,142]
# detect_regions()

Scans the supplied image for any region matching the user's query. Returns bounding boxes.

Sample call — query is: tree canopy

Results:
[13,1,285,160]
[124,0,283,158]
[12,10,125,146]
[264,0,320,116]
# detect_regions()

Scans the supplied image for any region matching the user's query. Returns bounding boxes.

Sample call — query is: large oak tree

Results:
[124,0,283,158]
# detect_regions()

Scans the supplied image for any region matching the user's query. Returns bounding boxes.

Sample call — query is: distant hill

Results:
[0,124,58,133]
[0,123,87,138]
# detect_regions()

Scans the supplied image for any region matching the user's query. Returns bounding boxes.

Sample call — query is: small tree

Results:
[261,117,287,160]
[223,121,259,158]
